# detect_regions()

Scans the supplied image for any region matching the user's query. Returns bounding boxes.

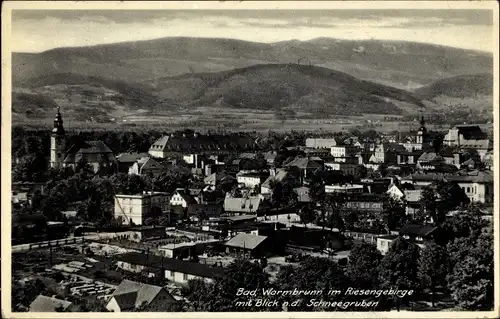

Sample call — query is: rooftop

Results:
[225,233,268,250]
[29,295,73,312]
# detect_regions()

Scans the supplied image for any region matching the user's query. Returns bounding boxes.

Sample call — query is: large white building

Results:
[114,191,169,226]
[305,138,337,149]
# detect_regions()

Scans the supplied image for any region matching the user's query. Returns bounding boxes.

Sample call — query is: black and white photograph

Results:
[1,1,498,317]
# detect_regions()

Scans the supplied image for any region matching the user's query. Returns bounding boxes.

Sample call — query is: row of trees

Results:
[180,204,492,312]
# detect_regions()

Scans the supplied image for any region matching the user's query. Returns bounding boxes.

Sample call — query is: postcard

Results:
[1,1,498,318]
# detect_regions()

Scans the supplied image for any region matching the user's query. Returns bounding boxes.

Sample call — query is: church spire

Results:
[52,106,65,135]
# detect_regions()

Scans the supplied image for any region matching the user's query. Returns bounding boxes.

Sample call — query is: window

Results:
[183,273,189,280]
[466,187,470,193]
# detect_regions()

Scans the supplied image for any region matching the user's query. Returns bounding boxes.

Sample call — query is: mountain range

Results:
[11,37,493,123]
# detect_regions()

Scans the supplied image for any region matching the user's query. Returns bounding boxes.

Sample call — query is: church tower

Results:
[50,106,66,169]
[416,115,427,145]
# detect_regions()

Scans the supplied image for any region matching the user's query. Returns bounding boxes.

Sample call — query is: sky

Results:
[11,9,495,53]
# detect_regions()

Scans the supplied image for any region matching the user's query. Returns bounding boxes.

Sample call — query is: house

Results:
[62,140,117,173]
[343,194,387,213]
[324,162,360,176]
[305,137,337,149]
[114,191,169,226]
[404,189,423,216]
[223,195,269,215]
[128,157,163,176]
[29,295,74,312]
[331,145,359,158]
[386,184,405,200]
[325,184,364,194]
[115,252,225,285]
[187,203,223,221]
[224,233,270,258]
[260,169,298,195]
[284,156,323,182]
[376,224,437,255]
[236,172,269,189]
[106,280,177,312]
[446,170,494,204]
[285,226,344,252]
[263,151,278,166]
[116,152,150,173]
[169,189,198,208]
[373,143,404,164]
[397,150,422,165]
[204,172,236,188]
[294,186,311,203]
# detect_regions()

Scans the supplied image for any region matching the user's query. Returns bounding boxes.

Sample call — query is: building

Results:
[386,184,405,200]
[294,186,311,203]
[260,169,298,195]
[324,162,360,176]
[373,143,404,164]
[403,189,423,216]
[377,224,437,255]
[29,295,74,312]
[223,195,269,215]
[284,156,323,182]
[236,172,269,189]
[305,138,337,149]
[62,140,117,173]
[128,157,163,176]
[443,125,489,148]
[148,133,256,158]
[204,173,236,188]
[50,108,117,173]
[115,252,225,285]
[169,189,198,208]
[224,233,271,258]
[114,191,169,226]
[397,150,422,166]
[400,117,431,151]
[446,170,494,204]
[106,280,177,312]
[330,145,359,158]
[116,152,150,173]
[50,107,66,169]
[343,194,387,213]
[325,184,364,194]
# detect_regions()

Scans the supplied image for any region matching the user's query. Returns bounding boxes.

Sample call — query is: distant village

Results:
[11,108,494,312]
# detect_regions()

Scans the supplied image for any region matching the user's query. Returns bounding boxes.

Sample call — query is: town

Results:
[11,107,494,312]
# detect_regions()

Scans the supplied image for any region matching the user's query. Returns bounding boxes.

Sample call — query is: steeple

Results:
[50,106,66,169]
[418,115,427,134]
[52,106,65,135]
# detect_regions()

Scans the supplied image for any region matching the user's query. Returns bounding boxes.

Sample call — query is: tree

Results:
[298,204,316,228]
[347,242,382,289]
[382,197,408,233]
[343,210,359,230]
[446,232,493,310]
[418,242,450,307]
[440,205,488,245]
[183,259,273,311]
[378,237,420,309]
[274,256,348,311]
[417,185,438,224]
